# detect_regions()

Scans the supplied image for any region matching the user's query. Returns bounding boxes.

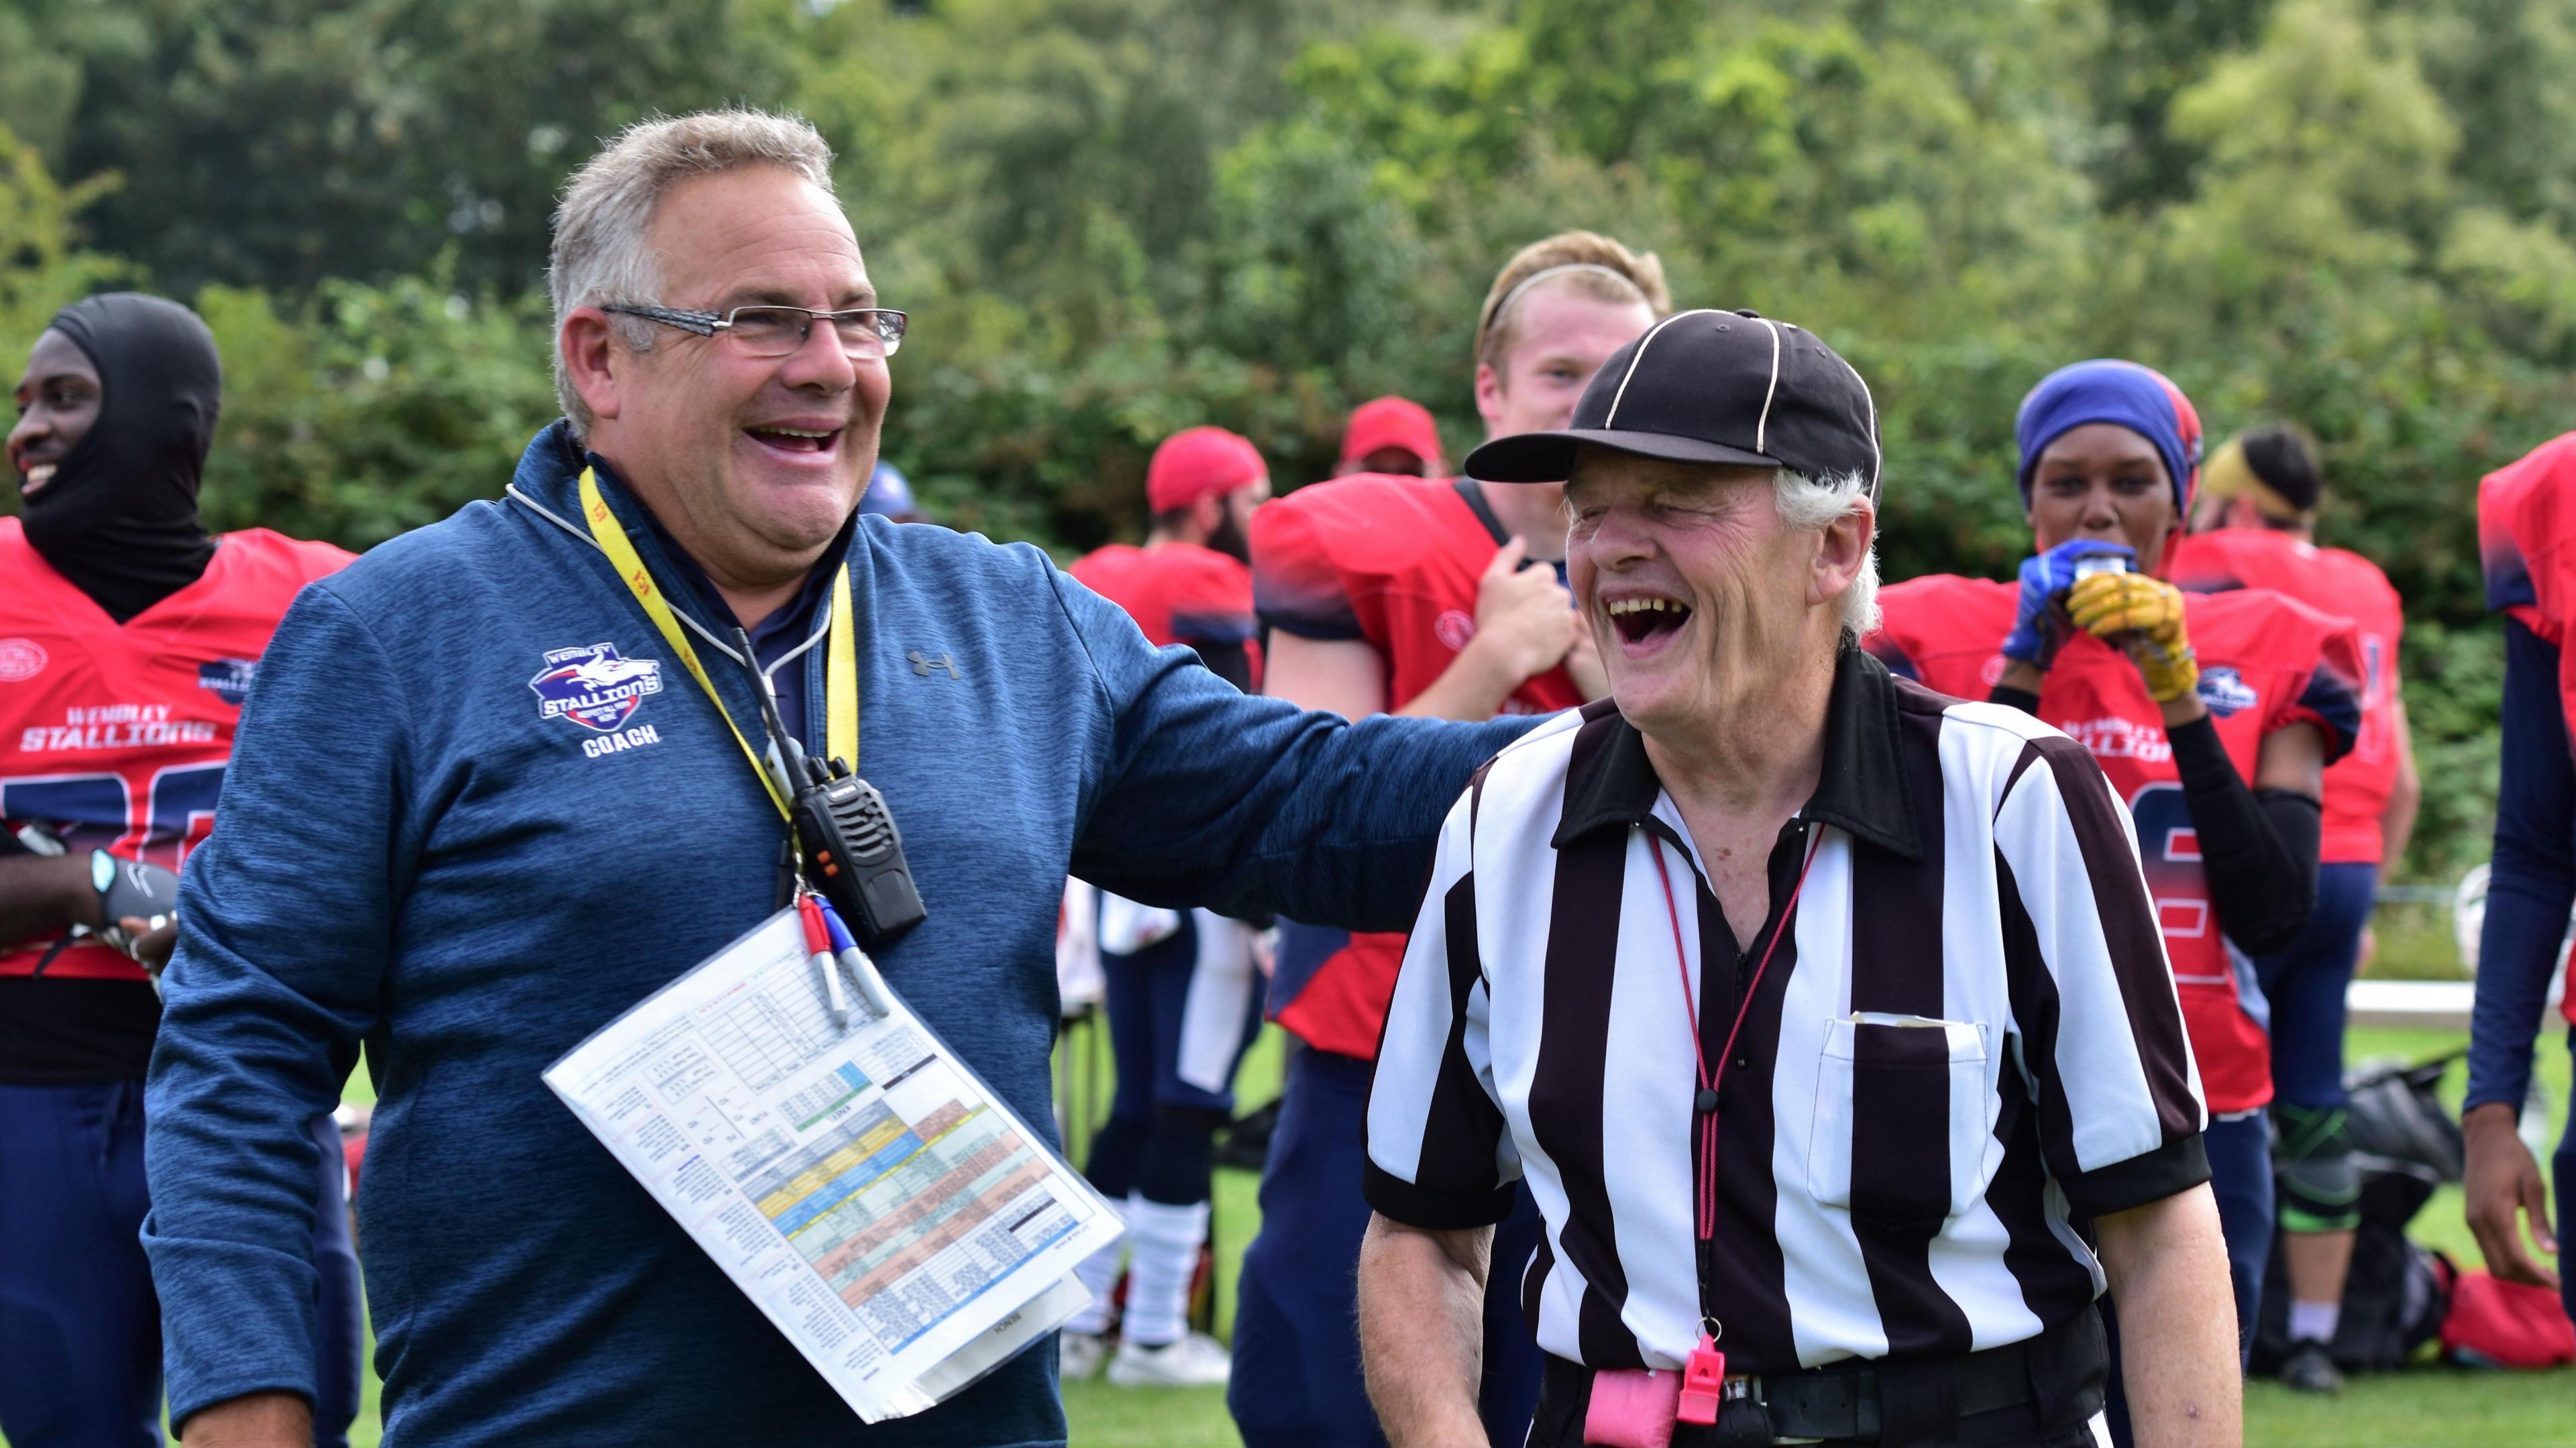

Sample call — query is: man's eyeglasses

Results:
[601,303,908,360]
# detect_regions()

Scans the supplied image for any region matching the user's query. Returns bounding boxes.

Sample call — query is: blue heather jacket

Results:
[142,424,1531,1446]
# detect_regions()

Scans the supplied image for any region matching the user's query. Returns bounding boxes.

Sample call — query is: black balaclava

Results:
[23,293,222,623]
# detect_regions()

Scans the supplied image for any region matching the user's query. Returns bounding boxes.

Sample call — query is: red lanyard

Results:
[1647,824,1822,1249]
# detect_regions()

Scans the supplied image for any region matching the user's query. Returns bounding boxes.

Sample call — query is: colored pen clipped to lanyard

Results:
[1646,822,1822,1427]
[576,467,861,818]
[798,891,892,1025]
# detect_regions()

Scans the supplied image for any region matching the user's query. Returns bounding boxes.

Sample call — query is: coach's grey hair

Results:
[548,109,839,433]
[1775,469,1880,636]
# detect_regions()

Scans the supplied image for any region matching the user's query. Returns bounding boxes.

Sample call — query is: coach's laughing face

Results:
[559,164,889,605]
[1566,449,1871,741]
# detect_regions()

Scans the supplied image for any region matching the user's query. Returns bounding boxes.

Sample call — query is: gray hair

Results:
[548,109,839,433]
[1774,469,1880,636]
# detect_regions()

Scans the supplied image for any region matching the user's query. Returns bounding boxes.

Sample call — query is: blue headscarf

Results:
[2013,359,2203,517]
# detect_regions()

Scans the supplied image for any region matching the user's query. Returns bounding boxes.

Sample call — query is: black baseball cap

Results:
[1465,309,1882,502]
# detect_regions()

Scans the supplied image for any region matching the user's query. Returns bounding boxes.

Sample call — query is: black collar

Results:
[1551,641,1925,861]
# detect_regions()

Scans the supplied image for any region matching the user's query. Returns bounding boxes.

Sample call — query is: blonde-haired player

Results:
[1231,231,1668,1448]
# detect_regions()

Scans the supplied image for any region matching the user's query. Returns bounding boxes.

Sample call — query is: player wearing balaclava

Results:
[18,293,223,624]
[1,293,367,1446]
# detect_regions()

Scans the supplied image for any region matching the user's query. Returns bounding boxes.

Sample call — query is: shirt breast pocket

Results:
[1807,1015,1998,1229]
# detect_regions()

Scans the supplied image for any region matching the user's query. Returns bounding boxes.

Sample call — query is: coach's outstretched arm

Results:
[144,589,392,1444]
[1056,567,1533,929]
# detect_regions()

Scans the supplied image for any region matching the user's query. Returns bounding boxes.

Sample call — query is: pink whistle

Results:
[1677,1333,1726,1427]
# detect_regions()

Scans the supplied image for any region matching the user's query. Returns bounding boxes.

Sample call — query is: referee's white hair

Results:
[548,109,839,435]
[1776,469,1880,637]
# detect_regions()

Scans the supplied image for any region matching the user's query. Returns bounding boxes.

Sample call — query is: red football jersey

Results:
[1068,541,1263,691]
[1250,473,1585,1058]
[1869,574,2364,1114]
[2479,435,2576,1025]
[2483,433,2576,701]
[2168,529,2404,865]
[0,521,354,981]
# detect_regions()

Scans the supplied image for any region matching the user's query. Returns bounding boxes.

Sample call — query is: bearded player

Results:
[2168,425,2422,1394]
[2466,433,2576,1332]
[1059,427,1271,1387]
[1232,231,1668,1448]
[0,295,363,1447]
[1868,361,2362,1396]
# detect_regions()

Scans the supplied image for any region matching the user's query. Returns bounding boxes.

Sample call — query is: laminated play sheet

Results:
[545,907,1118,1421]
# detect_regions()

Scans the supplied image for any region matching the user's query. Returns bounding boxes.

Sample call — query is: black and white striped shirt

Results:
[1363,645,2209,1376]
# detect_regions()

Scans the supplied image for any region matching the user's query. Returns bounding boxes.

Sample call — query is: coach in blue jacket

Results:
[142,111,1530,1448]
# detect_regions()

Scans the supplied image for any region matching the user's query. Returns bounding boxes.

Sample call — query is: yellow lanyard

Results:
[578,468,860,821]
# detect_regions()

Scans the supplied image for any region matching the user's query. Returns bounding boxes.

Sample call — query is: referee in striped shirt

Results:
[1356,313,2239,1447]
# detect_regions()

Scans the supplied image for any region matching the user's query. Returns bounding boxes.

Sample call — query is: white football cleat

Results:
[1105,1331,1232,1388]
[1059,1329,1112,1381]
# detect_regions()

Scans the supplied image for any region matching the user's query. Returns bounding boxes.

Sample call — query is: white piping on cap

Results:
[1836,351,1882,500]
[1601,308,1719,428]
[1750,317,1783,455]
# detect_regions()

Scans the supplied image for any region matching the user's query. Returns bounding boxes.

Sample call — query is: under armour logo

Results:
[909,651,961,680]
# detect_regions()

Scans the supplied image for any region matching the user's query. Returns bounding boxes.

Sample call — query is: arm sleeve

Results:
[1054,569,1530,931]
[1249,500,1368,641]
[1167,559,1262,693]
[1362,783,1518,1229]
[1992,731,2210,1217]
[2467,616,2576,1112]
[2271,626,2366,768]
[142,586,403,1424]
[2167,714,2317,956]
[1167,575,1258,692]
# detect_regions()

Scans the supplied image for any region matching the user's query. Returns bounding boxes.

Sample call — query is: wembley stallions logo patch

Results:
[529,643,665,732]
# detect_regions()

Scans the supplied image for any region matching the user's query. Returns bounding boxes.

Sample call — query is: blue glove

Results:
[2002,539,2136,663]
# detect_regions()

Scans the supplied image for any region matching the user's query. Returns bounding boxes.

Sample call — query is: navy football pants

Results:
[0,1084,362,1447]
[2559,1032,2576,1328]
[1228,1047,1543,1448]
[1083,911,1264,1207]
[2254,861,2377,1113]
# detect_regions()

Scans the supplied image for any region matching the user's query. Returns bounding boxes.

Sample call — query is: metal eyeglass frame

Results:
[600,302,908,358]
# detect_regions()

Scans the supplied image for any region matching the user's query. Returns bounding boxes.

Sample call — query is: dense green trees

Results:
[5,0,2570,876]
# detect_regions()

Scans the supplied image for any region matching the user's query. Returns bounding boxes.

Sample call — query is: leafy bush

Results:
[14,0,2576,879]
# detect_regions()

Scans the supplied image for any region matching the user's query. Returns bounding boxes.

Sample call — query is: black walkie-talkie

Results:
[737,630,927,948]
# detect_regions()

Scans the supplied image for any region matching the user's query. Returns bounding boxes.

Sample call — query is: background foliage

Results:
[4,0,2568,879]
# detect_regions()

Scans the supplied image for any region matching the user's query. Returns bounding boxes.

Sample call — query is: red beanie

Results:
[1147,427,1266,513]
[1338,396,1445,474]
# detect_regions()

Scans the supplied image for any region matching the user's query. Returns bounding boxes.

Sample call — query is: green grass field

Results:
[68,1009,2570,1446]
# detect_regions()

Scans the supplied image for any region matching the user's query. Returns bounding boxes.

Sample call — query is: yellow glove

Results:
[2066,571,2200,703]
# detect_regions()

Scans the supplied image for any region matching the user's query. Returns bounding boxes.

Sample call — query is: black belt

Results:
[1538,1306,2106,1445]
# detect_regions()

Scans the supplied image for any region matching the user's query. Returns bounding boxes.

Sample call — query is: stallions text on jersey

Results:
[1249,473,1585,1059]
[0,520,352,981]
[1868,574,2363,1114]
[2167,528,2404,866]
